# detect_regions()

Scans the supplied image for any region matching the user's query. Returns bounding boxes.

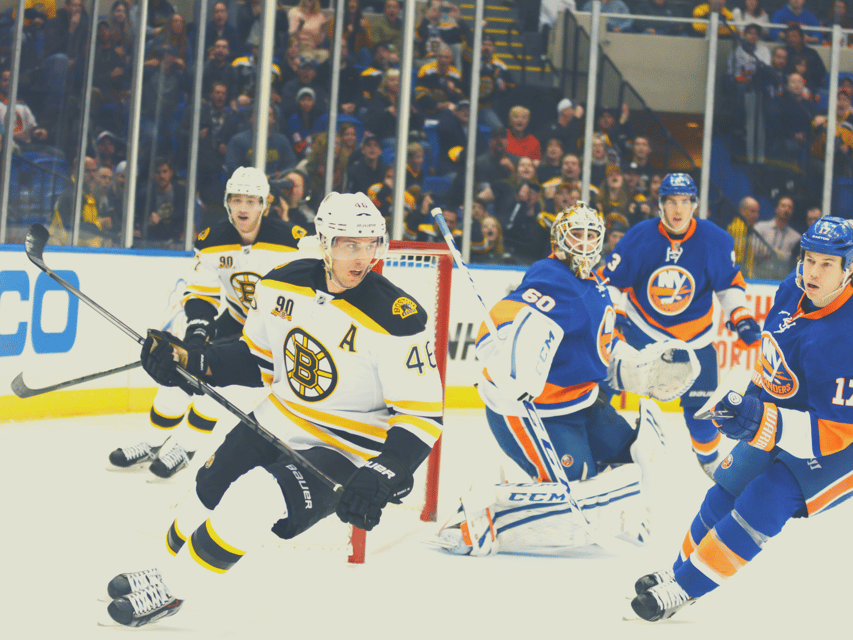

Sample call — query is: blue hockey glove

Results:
[726,307,761,349]
[714,392,781,451]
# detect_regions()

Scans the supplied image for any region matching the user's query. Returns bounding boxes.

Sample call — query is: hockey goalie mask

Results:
[658,173,698,234]
[314,192,389,289]
[796,216,853,304]
[224,166,272,234]
[551,202,605,280]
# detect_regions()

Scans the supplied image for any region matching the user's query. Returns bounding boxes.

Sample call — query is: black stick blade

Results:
[10,373,34,398]
[25,223,50,265]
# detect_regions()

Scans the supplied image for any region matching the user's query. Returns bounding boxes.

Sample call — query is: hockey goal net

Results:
[262,241,453,563]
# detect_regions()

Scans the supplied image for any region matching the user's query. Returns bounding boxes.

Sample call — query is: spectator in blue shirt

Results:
[581,0,633,32]
[770,0,822,42]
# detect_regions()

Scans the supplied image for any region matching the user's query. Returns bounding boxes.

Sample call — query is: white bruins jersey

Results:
[183,217,307,324]
[246,259,443,464]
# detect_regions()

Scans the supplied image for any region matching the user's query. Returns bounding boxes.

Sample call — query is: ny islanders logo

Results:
[597,306,618,365]
[647,266,695,316]
[758,332,798,399]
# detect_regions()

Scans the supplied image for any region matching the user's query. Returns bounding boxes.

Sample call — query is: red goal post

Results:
[347,241,454,563]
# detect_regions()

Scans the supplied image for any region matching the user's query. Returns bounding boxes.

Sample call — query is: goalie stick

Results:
[431,209,624,550]
[23,224,343,494]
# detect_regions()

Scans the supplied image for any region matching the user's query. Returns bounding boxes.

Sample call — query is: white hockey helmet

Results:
[224,166,271,225]
[551,201,605,279]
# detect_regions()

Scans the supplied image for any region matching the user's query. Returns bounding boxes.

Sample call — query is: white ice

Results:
[1,407,850,639]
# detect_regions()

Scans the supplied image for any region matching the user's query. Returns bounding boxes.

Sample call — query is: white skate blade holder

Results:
[693,368,752,420]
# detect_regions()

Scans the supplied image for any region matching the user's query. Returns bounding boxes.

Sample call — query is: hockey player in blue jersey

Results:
[436,203,699,555]
[600,173,761,475]
[631,216,853,621]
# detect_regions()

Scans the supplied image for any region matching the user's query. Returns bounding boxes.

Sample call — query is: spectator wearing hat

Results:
[281,57,328,119]
[783,24,826,89]
[593,102,633,159]
[94,130,123,170]
[770,0,821,42]
[347,133,386,195]
[286,86,326,160]
[539,98,583,157]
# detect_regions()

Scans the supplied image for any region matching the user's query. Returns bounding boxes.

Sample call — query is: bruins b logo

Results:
[230,271,262,310]
[283,328,338,401]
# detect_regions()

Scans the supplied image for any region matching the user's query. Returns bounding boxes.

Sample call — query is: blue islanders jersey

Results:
[476,255,618,417]
[753,273,853,460]
[601,218,747,347]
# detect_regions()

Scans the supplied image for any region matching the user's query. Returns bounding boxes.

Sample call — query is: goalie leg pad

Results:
[490,465,649,553]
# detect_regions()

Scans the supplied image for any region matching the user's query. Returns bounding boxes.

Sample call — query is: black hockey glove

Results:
[183,316,214,348]
[141,330,205,395]
[336,452,414,531]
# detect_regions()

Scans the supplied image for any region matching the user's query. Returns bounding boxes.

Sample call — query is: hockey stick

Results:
[23,224,343,493]
[12,362,141,398]
[430,210,611,545]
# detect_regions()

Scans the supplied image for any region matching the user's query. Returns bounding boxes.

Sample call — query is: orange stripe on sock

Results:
[694,529,747,580]
[807,470,853,515]
[692,433,721,455]
[506,415,551,482]
[681,530,696,560]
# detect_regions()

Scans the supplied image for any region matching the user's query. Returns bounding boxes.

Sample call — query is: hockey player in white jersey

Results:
[107,167,306,478]
[104,192,443,627]
[436,204,696,556]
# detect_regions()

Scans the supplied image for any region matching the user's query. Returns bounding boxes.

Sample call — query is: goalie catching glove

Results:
[713,392,781,451]
[140,330,206,395]
[336,451,413,531]
[482,305,564,403]
[606,340,700,403]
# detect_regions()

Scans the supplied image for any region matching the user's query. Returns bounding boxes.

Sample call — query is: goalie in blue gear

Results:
[437,203,694,555]
[631,216,853,621]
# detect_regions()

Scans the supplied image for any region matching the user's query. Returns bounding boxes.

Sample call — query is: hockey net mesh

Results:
[261,242,452,562]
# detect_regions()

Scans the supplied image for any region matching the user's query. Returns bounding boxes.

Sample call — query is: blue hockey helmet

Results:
[658,173,698,232]
[799,216,853,270]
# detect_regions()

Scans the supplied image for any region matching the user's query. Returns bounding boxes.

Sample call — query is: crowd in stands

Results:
[1,0,848,271]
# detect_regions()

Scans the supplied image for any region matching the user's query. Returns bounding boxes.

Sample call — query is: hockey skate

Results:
[149,438,195,480]
[634,568,675,595]
[107,580,183,627]
[107,568,164,599]
[435,485,498,556]
[630,579,693,621]
[107,442,161,472]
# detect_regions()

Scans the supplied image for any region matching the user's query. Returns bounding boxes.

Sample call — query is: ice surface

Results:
[1,407,849,638]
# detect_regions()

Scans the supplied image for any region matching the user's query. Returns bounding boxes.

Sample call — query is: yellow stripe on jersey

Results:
[200,244,241,254]
[283,399,389,439]
[252,243,299,253]
[226,307,247,324]
[330,299,390,334]
[243,333,273,360]
[385,398,443,415]
[261,371,274,385]
[185,284,220,293]
[261,280,317,299]
[269,394,373,460]
[388,414,442,440]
